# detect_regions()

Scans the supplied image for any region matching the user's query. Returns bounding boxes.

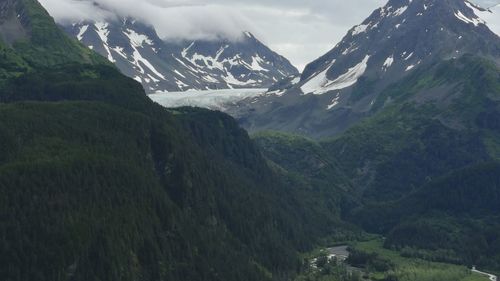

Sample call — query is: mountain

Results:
[63,19,298,93]
[255,54,500,272]
[233,0,500,138]
[300,0,500,86]
[4,0,500,278]
[0,0,104,81]
[0,1,343,280]
[247,0,500,271]
[179,32,299,89]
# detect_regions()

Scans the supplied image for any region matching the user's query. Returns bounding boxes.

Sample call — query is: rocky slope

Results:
[232,0,500,138]
[64,19,298,93]
[0,1,341,280]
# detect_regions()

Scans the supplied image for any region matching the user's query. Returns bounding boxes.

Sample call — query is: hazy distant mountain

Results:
[0,1,335,280]
[64,19,298,93]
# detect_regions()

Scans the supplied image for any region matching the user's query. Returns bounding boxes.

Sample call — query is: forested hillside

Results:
[2,0,500,279]
[0,1,347,280]
[0,98,335,280]
[256,56,500,272]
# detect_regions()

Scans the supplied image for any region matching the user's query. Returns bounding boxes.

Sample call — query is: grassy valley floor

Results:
[298,239,492,281]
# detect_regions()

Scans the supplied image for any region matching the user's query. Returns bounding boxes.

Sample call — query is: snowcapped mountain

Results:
[299,0,500,94]
[180,32,298,90]
[232,0,500,138]
[63,19,298,93]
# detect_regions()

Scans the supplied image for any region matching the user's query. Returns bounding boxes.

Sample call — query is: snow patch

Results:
[352,24,369,35]
[383,55,394,71]
[181,42,195,58]
[188,53,224,70]
[174,56,202,74]
[94,22,115,63]
[392,6,408,17]
[111,46,127,59]
[174,69,186,78]
[302,55,370,95]
[342,45,359,55]
[130,46,166,80]
[250,55,268,72]
[175,79,189,89]
[405,64,416,71]
[454,9,484,26]
[77,25,88,41]
[327,93,341,110]
[465,1,500,36]
[123,29,153,48]
[300,60,336,95]
[267,89,287,96]
[94,22,110,43]
[148,74,160,83]
[223,71,250,86]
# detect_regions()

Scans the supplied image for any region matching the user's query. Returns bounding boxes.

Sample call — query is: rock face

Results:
[64,19,298,93]
[180,32,299,91]
[300,0,500,91]
[231,0,500,138]
[1,0,105,68]
[0,0,29,45]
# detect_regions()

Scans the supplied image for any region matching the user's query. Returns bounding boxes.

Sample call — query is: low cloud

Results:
[38,0,386,69]
[39,0,255,41]
[38,0,500,71]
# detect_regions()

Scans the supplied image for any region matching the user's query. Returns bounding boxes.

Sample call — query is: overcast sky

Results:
[39,0,500,71]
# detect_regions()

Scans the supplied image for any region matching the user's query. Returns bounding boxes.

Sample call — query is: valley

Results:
[0,0,499,280]
[302,239,496,281]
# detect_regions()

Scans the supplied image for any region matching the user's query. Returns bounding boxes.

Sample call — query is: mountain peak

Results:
[300,0,499,86]
[232,0,500,138]
[352,0,499,35]
[64,17,298,93]
[243,31,254,39]
[349,0,496,39]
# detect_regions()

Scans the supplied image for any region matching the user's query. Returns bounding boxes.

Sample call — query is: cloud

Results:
[38,0,387,69]
[38,0,500,71]
[147,5,254,41]
[476,0,500,7]
[39,0,255,41]
[36,0,386,69]
[39,0,114,22]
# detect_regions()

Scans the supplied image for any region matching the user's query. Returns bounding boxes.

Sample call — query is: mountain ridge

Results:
[0,1,344,280]
[63,18,298,93]
[255,54,500,271]
[3,0,500,279]
[232,0,500,139]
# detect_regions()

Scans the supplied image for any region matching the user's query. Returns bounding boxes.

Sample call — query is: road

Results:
[472,267,497,281]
